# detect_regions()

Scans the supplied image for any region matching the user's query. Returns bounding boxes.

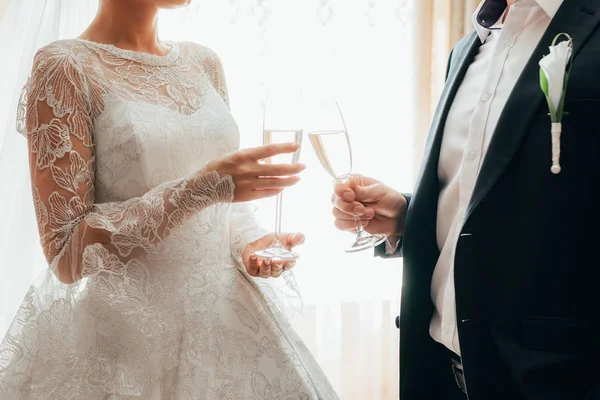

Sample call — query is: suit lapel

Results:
[403,33,480,278]
[467,0,600,217]
[411,33,480,205]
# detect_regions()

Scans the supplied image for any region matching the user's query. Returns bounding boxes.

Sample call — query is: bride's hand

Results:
[205,143,305,203]
[242,233,305,278]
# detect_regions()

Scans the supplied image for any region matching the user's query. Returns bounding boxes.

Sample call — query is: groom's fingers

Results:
[353,183,387,203]
[332,206,375,221]
[334,218,369,232]
[334,181,355,202]
[332,185,387,215]
[332,195,368,216]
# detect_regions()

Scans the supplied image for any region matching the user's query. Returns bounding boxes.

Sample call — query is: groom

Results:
[332,0,600,399]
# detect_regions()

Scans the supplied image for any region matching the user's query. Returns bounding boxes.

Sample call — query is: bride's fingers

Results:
[253,163,306,177]
[249,189,284,201]
[247,255,260,276]
[259,259,272,278]
[254,176,300,189]
[270,262,284,278]
[243,142,300,161]
[279,232,305,249]
[283,260,296,271]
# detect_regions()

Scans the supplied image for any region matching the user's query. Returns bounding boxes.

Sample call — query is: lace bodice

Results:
[19,39,241,283]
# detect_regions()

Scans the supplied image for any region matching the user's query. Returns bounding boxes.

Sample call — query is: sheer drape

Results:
[0,0,7,24]
[0,4,6,24]
[0,0,469,398]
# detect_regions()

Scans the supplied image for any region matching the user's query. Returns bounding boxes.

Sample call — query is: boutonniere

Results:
[539,33,573,175]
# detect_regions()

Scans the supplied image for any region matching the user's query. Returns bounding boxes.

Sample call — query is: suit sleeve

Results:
[375,48,455,259]
[374,193,411,258]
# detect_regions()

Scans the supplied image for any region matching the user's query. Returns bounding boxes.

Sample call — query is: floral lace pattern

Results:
[0,40,338,399]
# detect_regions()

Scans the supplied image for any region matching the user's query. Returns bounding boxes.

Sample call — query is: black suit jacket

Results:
[382,1,600,399]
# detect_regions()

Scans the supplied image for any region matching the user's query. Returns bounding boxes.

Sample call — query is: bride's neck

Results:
[79,0,169,56]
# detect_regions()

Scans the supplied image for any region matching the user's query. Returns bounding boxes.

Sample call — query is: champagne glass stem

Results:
[273,192,284,245]
[353,215,367,237]
[339,177,367,236]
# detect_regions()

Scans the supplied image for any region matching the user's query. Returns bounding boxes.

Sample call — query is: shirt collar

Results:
[472,0,564,43]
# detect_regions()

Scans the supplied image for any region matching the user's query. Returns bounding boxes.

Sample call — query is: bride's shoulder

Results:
[32,39,90,68]
[179,42,223,65]
[35,39,88,57]
[29,40,91,80]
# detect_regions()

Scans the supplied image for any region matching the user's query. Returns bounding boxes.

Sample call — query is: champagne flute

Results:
[308,101,386,252]
[254,88,303,261]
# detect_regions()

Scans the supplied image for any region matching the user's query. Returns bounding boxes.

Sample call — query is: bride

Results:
[0,0,338,398]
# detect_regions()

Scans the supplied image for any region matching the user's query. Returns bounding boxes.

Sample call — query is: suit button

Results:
[395,316,400,329]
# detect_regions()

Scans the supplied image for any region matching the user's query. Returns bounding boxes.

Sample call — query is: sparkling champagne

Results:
[263,129,303,165]
[308,130,352,180]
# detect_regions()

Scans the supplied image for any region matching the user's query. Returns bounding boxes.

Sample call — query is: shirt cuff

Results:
[385,236,401,255]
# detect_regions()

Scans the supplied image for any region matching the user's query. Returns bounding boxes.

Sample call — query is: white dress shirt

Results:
[428,0,564,355]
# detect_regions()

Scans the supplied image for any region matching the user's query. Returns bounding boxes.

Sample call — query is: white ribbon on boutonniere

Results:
[539,33,574,175]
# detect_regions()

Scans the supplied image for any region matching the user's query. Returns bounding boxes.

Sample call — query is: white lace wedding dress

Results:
[0,39,338,400]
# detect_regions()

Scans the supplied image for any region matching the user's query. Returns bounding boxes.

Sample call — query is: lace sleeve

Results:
[25,46,235,284]
[202,47,230,107]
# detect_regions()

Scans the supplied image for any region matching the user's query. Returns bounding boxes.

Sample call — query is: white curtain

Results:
[0,0,7,24]
[0,1,426,398]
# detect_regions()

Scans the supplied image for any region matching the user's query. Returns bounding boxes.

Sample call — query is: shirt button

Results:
[481,93,491,102]
[467,150,477,160]
[501,39,510,48]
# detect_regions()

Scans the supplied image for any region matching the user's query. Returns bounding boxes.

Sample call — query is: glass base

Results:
[345,233,386,253]
[255,244,300,261]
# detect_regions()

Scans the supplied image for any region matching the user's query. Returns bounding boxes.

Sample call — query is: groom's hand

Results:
[332,174,407,237]
[242,233,304,279]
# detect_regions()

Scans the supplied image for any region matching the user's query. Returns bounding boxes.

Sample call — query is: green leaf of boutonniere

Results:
[539,68,555,121]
